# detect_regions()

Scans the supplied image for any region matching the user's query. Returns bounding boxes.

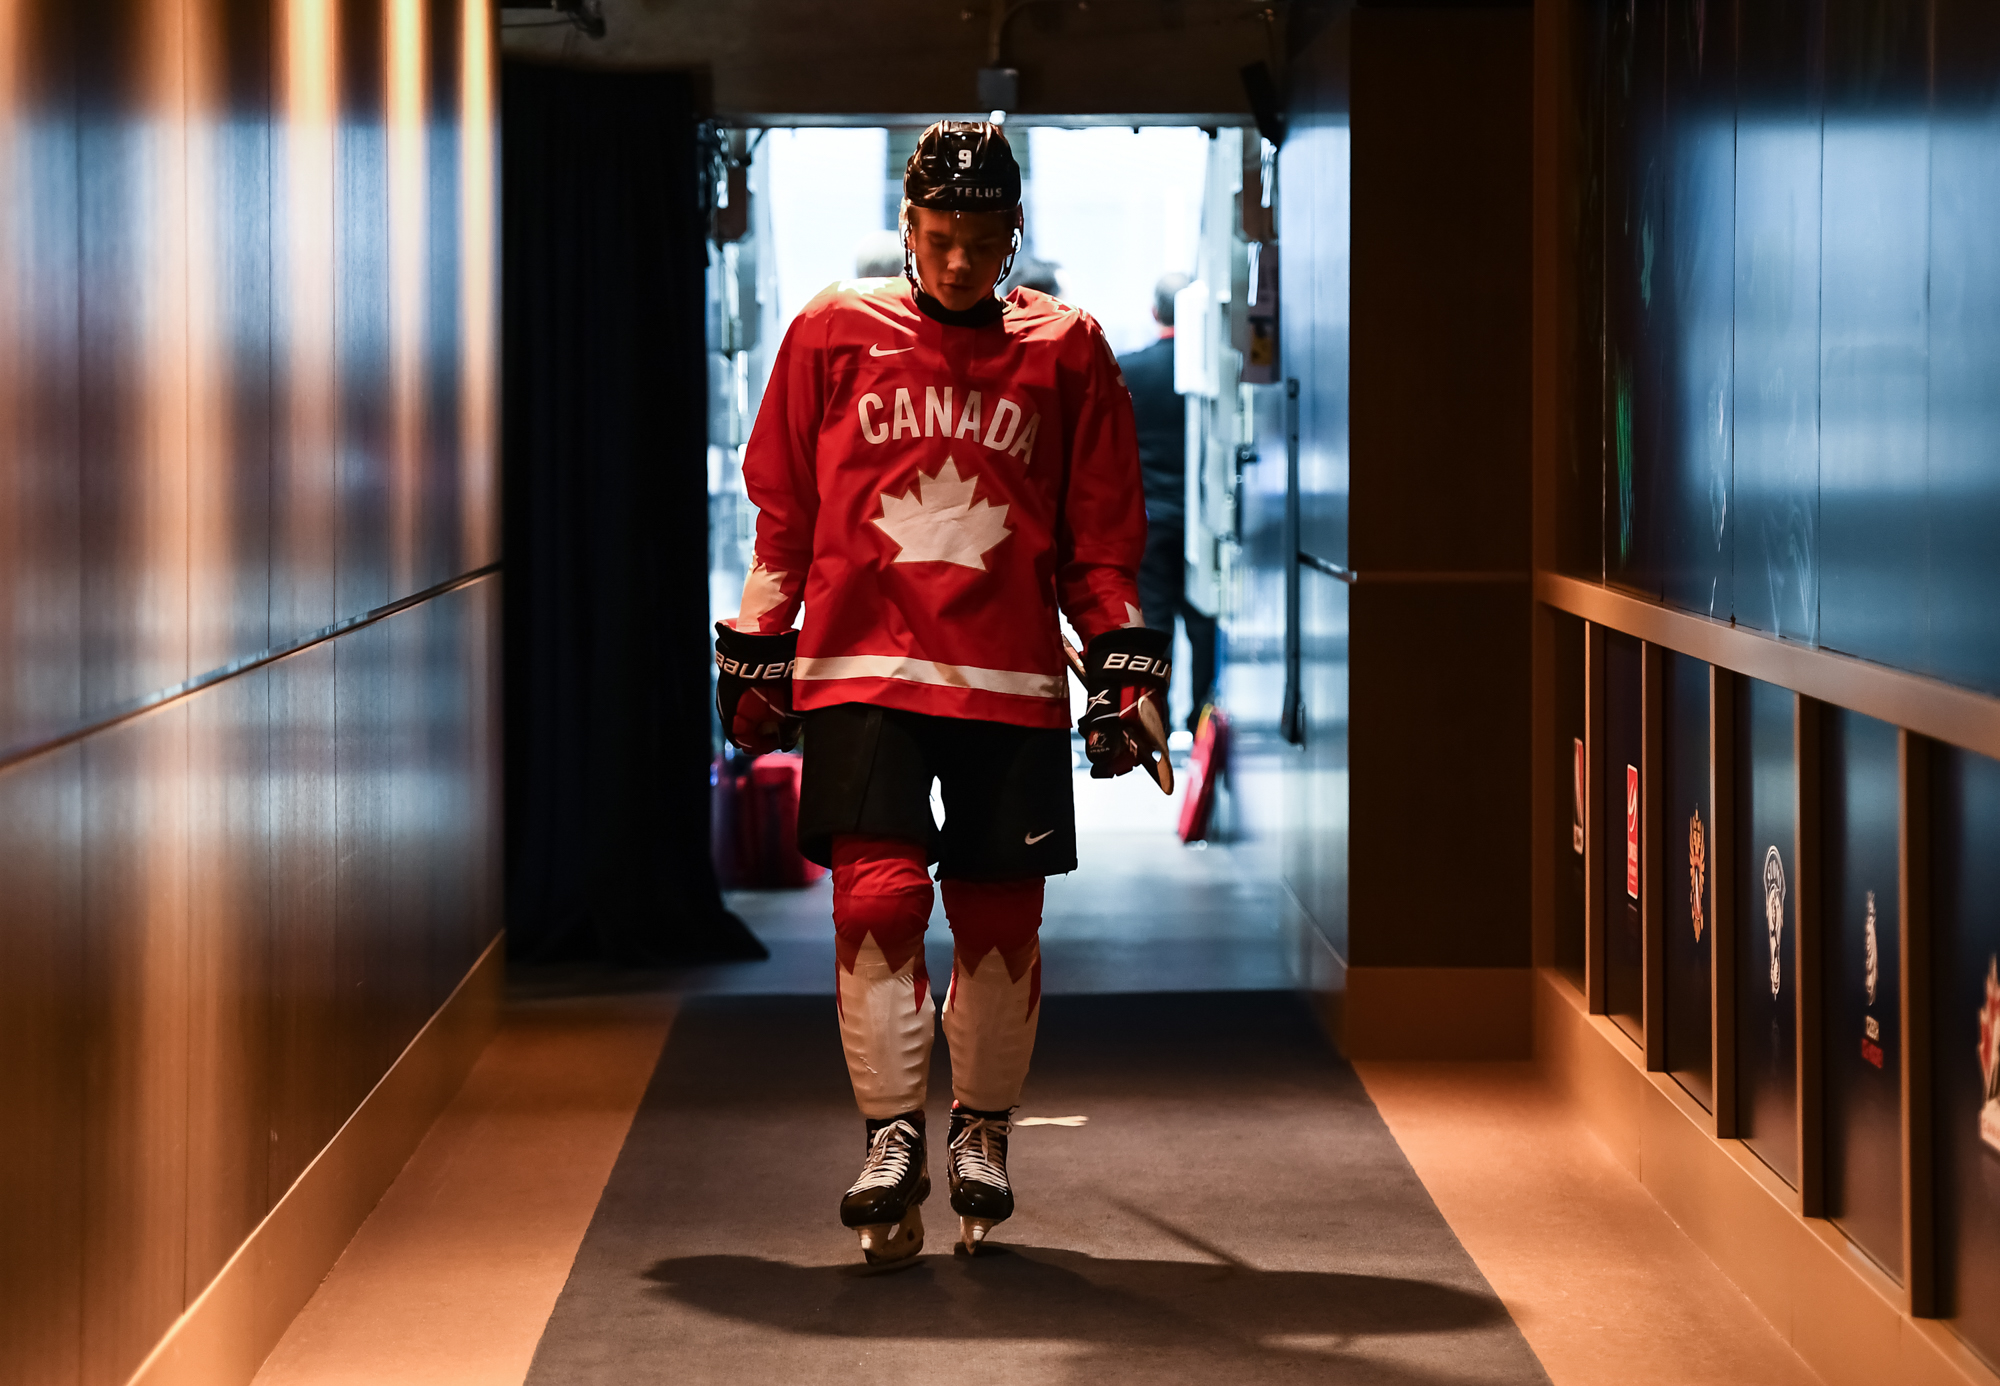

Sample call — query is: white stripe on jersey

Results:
[794,655,1064,701]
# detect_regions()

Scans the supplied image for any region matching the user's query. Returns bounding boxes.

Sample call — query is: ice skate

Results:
[839,1114,930,1265]
[947,1104,1014,1253]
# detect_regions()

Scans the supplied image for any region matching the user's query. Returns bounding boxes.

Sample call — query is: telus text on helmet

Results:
[856,385,1041,463]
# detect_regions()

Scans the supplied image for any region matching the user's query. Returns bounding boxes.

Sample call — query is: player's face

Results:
[906,207,1014,312]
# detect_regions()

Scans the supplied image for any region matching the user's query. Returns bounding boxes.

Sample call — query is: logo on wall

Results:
[1688,810,1706,942]
[1980,956,2000,1155]
[1763,846,1786,998]
[1572,738,1585,855]
[1862,891,1884,1070]
[1864,891,1879,1007]
[1626,765,1640,899]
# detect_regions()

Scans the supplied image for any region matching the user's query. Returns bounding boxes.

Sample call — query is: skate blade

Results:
[957,1216,1002,1255]
[856,1205,925,1266]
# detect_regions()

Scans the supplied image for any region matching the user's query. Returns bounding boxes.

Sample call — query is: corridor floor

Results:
[525,990,1543,1385]
[251,757,1824,1385]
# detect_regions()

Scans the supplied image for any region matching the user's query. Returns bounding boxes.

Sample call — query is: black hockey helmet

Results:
[903,120,1021,214]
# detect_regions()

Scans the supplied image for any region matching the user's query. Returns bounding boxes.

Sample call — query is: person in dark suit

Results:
[1119,272,1217,730]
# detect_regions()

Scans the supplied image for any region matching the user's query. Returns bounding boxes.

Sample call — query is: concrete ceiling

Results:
[500,0,1277,122]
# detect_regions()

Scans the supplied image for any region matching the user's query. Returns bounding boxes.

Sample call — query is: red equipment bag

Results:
[1176,704,1231,844]
[711,751,827,889]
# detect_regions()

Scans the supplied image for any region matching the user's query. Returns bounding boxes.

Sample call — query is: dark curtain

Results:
[502,61,763,964]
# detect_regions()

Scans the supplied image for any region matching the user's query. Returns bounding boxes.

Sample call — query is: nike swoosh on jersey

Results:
[869,343,915,356]
[1025,829,1055,845]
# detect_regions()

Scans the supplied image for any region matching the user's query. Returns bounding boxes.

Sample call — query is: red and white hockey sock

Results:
[831,835,936,1119]
[940,877,1044,1112]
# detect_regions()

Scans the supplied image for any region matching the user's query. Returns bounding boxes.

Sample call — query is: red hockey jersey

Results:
[726,276,1147,729]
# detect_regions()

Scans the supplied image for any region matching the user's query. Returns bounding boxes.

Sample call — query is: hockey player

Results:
[712,120,1170,1265]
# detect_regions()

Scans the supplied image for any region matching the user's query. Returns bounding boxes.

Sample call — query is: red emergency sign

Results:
[1626,764,1640,899]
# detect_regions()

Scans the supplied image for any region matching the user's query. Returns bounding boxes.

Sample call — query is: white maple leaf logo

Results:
[872,458,1012,569]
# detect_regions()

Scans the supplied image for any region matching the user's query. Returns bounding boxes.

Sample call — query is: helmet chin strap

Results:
[901,202,1023,301]
[899,211,929,297]
[997,206,1024,283]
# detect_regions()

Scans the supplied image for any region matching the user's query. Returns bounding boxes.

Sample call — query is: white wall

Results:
[763,127,890,328]
[1025,126,1208,356]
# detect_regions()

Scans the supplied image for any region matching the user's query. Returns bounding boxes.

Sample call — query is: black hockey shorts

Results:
[796,702,1077,880]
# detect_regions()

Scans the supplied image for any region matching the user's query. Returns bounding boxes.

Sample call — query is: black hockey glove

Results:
[1076,628,1174,794]
[714,623,801,756]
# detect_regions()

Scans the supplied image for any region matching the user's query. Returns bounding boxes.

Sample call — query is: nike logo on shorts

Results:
[869,343,915,356]
[1025,829,1055,845]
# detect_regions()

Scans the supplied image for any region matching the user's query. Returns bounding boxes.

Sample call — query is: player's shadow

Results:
[644,1244,1522,1382]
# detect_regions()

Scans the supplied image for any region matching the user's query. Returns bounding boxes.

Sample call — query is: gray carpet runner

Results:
[526,991,1550,1385]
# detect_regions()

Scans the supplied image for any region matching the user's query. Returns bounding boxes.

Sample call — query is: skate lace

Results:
[950,1115,1011,1192]
[846,1119,919,1196]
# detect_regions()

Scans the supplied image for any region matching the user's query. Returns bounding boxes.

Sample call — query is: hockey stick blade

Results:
[1061,639,1087,681]
[1135,698,1174,795]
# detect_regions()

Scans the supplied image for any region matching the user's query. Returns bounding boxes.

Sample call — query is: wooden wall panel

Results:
[457,0,498,575]
[272,0,340,646]
[390,605,439,1044]
[421,0,464,595]
[267,641,339,1199]
[428,574,502,1010]
[462,575,502,998]
[0,3,83,756]
[0,749,85,1386]
[335,0,392,621]
[1350,7,1532,578]
[427,588,469,1009]
[384,0,430,600]
[1342,8,1535,980]
[81,705,193,1386]
[188,0,276,674]
[0,0,500,1378]
[184,668,272,1297]
[387,596,442,1027]
[78,0,192,718]
[335,616,395,1106]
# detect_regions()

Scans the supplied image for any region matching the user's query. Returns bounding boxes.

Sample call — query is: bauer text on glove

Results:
[714,623,801,755]
[1076,628,1173,790]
